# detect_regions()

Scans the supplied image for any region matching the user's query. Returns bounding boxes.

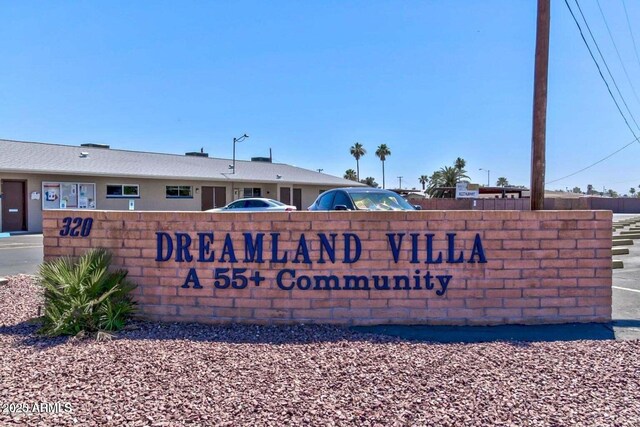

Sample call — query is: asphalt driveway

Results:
[0,234,43,276]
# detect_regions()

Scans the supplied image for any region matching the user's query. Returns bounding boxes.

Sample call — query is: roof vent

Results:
[80,143,110,149]
[79,152,89,158]
[186,147,209,157]
[251,156,272,163]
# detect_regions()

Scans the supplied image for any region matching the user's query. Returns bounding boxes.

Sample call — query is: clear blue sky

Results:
[2,1,640,194]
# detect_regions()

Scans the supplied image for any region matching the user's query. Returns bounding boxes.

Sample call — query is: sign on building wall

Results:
[42,182,96,210]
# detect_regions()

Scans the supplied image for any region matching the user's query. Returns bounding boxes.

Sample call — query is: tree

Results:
[496,177,509,187]
[426,171,443,196]
[419,175,429,191]
[439,165,470,187]
[375,144,391,189]
[360,177,378,187]
[425,159,470,197]
[630,188,636,197]
[587,184,594,195]
[572,187,582,194]
[607,189,618,198]
[344,169,357,181]
[350,142,366,181]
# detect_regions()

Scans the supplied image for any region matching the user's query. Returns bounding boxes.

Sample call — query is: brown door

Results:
[201,186,227,210]
[293,188,302,211]
[201,186,214,210]
[214,186,226,208]
[1,180,27,232]
[280,187,291,205]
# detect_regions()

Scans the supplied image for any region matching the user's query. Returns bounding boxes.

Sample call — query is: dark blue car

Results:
[308,187,420,211]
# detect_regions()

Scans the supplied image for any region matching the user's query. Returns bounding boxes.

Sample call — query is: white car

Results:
[207,198,297,212]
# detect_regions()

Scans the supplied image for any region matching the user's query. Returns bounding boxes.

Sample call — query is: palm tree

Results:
[439,165,469,187]
[350,142,366,181]
[360,177,378,187]
[454,157,466,171]
[630,187,636,197]
[419,175,429,192]
[344,169,357,181]
[426,171,444,197]
[375,144,391,189]
[496,177,509,187]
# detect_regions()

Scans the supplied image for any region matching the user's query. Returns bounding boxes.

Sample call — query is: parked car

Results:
[308,188,421,211]
[208,198,297,212]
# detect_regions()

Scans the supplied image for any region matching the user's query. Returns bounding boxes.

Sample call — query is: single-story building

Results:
[0,139,361,233]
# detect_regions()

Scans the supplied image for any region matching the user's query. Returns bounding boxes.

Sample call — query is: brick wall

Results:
[42,210,612,326]
[415,196,640,213]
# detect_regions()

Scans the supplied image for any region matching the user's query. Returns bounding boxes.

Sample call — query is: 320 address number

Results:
[59,217,93,237]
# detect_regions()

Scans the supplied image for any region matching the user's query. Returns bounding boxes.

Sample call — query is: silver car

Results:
[208,198,297,212]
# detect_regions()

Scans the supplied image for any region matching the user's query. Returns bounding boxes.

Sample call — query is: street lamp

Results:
[479,168,490,186]
[398,176,403,189]
[232,134,249,174]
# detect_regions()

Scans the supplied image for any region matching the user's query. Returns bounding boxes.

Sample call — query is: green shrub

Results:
[37,248,137,337]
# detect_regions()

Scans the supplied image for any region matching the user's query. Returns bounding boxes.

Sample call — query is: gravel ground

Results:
[1,275,640,426]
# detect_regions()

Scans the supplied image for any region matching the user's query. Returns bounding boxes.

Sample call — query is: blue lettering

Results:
[175,233,193,262]
[271,233,288,263]
[343,233,362,263]
[155,232,173,262]
[469,233,487,263]
[198,232,215,262]
[181,268,202,289]
[297,275,312,290]
[372,275,390,290]
[276,269,295,290]
[317,233,337,264]
[313,275,340,290]
[410,233,420,263]
[343,275,369,290]
[386,233,404,263]
[393,275,410,290]
[446,233,464,264]
[219,234,237,263]
[424,271,434,289]
[436,275,452,296]
[293,234,312,264]
[426,233,442,264]
[244,233,264,263]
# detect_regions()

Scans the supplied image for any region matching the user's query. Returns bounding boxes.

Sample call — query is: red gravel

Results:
[1,275,640,426]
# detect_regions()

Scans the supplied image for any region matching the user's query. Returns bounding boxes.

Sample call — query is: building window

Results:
[106,184,140,198]
[166,185,193,198]
[243,188,261,198]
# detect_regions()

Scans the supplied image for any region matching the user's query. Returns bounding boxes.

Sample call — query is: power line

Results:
[549,0,640,186]
[573,0,640,134]
[596,0,640,107]
[545,136,639,184]
[563,0,640,141]
[621,0,640,71]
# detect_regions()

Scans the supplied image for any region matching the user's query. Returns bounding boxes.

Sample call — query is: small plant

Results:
[37,248,136,337]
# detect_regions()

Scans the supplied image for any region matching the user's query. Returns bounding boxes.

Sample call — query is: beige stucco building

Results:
[0,139,360,233]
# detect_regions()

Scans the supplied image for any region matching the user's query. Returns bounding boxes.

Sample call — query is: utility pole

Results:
[398,176,403,189]
[530,0,550,210]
